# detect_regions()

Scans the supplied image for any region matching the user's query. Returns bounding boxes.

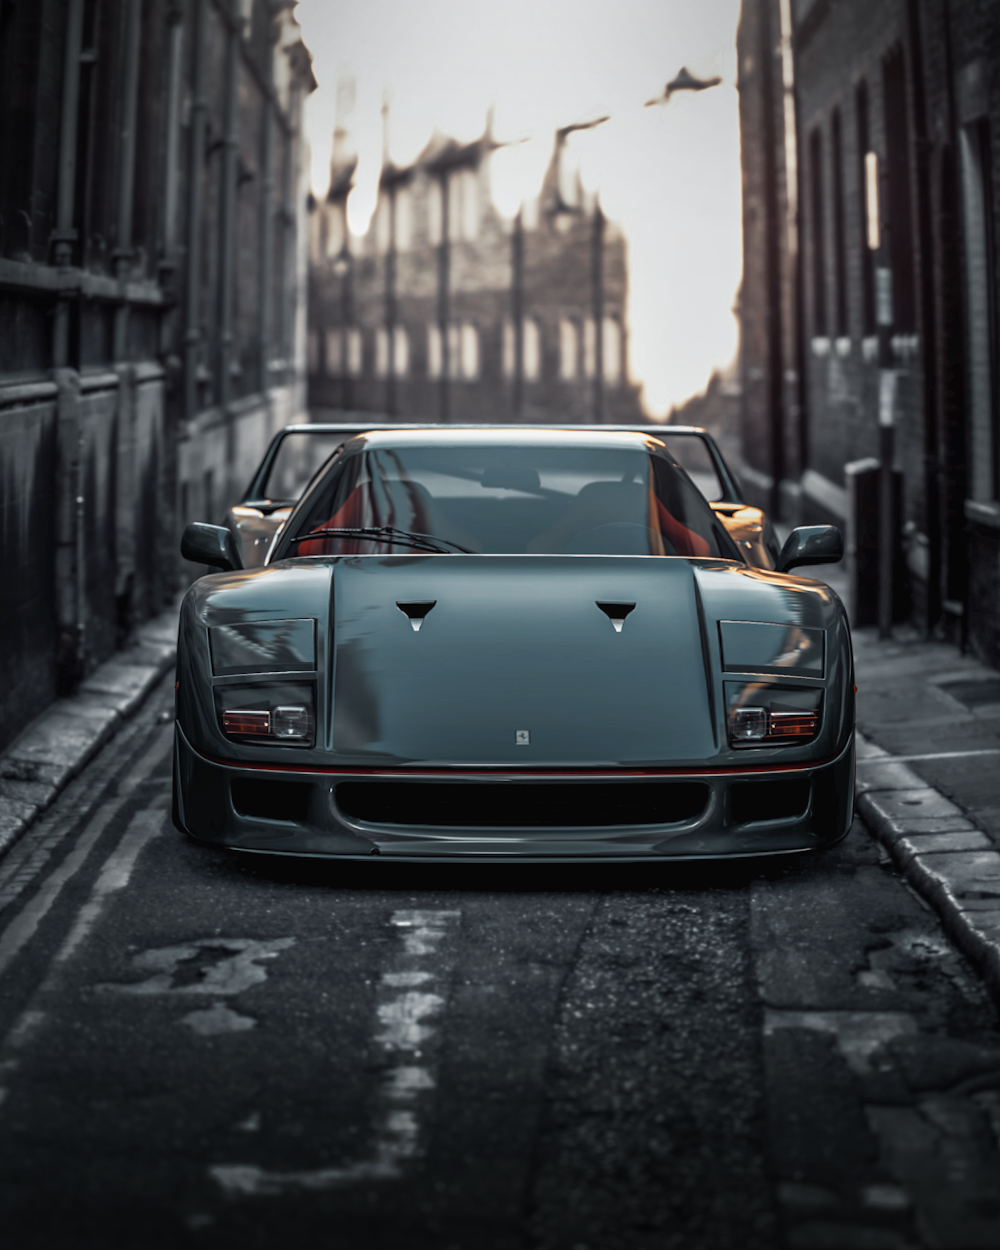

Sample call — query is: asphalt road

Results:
[1,678,999,1249]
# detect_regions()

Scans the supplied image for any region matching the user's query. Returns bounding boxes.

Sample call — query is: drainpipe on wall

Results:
[906,0,942,635]
[113,0,143,631]
[258,29,276,405]
[53,0,85,689]
[183,0,208,424]
[217,6,241,480]
[112,0,142,361]
[159,0,185,597]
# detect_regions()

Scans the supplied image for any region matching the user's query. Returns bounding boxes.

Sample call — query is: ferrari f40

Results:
[174,428,853,861]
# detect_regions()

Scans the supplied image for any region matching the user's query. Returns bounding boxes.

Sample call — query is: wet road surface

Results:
[1,678,999,1249]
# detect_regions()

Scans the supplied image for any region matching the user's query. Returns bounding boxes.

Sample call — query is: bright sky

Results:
[295,0,743,415]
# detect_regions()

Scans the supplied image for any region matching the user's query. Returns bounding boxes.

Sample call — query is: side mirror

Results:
[181,523,244,572]
[776,525,844,573]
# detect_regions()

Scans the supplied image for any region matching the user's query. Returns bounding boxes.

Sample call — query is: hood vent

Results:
[396,600,437,632]
[596,601,636,633]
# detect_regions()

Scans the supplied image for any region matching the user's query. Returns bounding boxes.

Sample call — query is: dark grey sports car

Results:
[175,427,853,861]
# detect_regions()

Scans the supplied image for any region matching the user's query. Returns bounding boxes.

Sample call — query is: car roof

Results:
[336,426,675,452]
[276,421,711,438]
[241,422,746,506]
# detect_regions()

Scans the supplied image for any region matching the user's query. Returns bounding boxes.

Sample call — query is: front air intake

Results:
[231,778,310,824]
[730,779,810,825]
[335,782,708,828]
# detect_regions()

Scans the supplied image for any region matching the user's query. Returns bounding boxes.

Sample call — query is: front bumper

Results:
[174,723,855,862]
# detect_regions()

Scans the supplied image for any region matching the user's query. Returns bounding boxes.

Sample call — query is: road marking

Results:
[55,810,167,965]
[0,726,171,911]
[99,937,295,998]
[0,735,170,977]
[183,1003,256,1036]
[764,1009,917,1075]
[210,907,461,1196]
[883,748,1000,763]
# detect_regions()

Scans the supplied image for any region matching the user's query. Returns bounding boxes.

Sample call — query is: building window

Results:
[448,168,479,242]
[560,319,578,379]
[523,318,541,381]
[307,330,319,373]
[502,320,516,379]
[392,325,409,377]
[442,322,479,379]
[346,328,363,376]
[583,318,597,378]
[960,120,998,501]
[602,318,622,385]
[831,109,848,339]
[855,81,876,336]
[883,45,915,332]
[325,328,343,375]
[375,327,390,377]
[374,194,391,255]
[428,180,444,246]
[427,324,442,377]
[326,207,345,258]
[809,127,827,337]
[395,187,412,252]
[460,323,479,378]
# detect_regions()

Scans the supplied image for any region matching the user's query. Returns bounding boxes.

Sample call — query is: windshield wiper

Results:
[286,525,473,555]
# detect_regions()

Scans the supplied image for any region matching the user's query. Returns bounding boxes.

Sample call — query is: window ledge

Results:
[965,499,1000,528]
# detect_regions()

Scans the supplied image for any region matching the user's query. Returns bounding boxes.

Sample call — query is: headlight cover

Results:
[215,682,316,747]
[726,682,822,747]
[720,621,825,678]
[209,619,316,676]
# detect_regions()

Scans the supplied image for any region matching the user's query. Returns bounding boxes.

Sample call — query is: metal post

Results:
[876,264,896,639]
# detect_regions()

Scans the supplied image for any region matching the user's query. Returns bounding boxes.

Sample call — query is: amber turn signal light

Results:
[222,709,271,736]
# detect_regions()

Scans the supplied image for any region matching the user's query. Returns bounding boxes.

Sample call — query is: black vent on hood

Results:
[335,781,708,827]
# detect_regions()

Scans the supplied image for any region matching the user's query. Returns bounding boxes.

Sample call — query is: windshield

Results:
[256,431,357,502]
[282,443,741,559]
[656,434,724,503]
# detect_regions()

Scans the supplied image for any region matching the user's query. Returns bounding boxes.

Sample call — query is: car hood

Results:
[183,555,849,768]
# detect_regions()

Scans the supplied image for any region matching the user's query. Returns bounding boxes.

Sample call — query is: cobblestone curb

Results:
[0,603,180,859]
[855,733,1000,1003]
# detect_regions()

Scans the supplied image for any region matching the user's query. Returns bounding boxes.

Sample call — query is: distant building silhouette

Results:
[307,110,645,424]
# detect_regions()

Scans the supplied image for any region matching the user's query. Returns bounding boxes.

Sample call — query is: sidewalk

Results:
[812,560,1000,997]
[0,601,181,856]
[851,623,1000,997]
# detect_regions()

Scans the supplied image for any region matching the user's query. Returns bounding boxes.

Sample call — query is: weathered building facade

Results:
[738,0,1000,664]
[0,0,314,754]
[307,120,646,425]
